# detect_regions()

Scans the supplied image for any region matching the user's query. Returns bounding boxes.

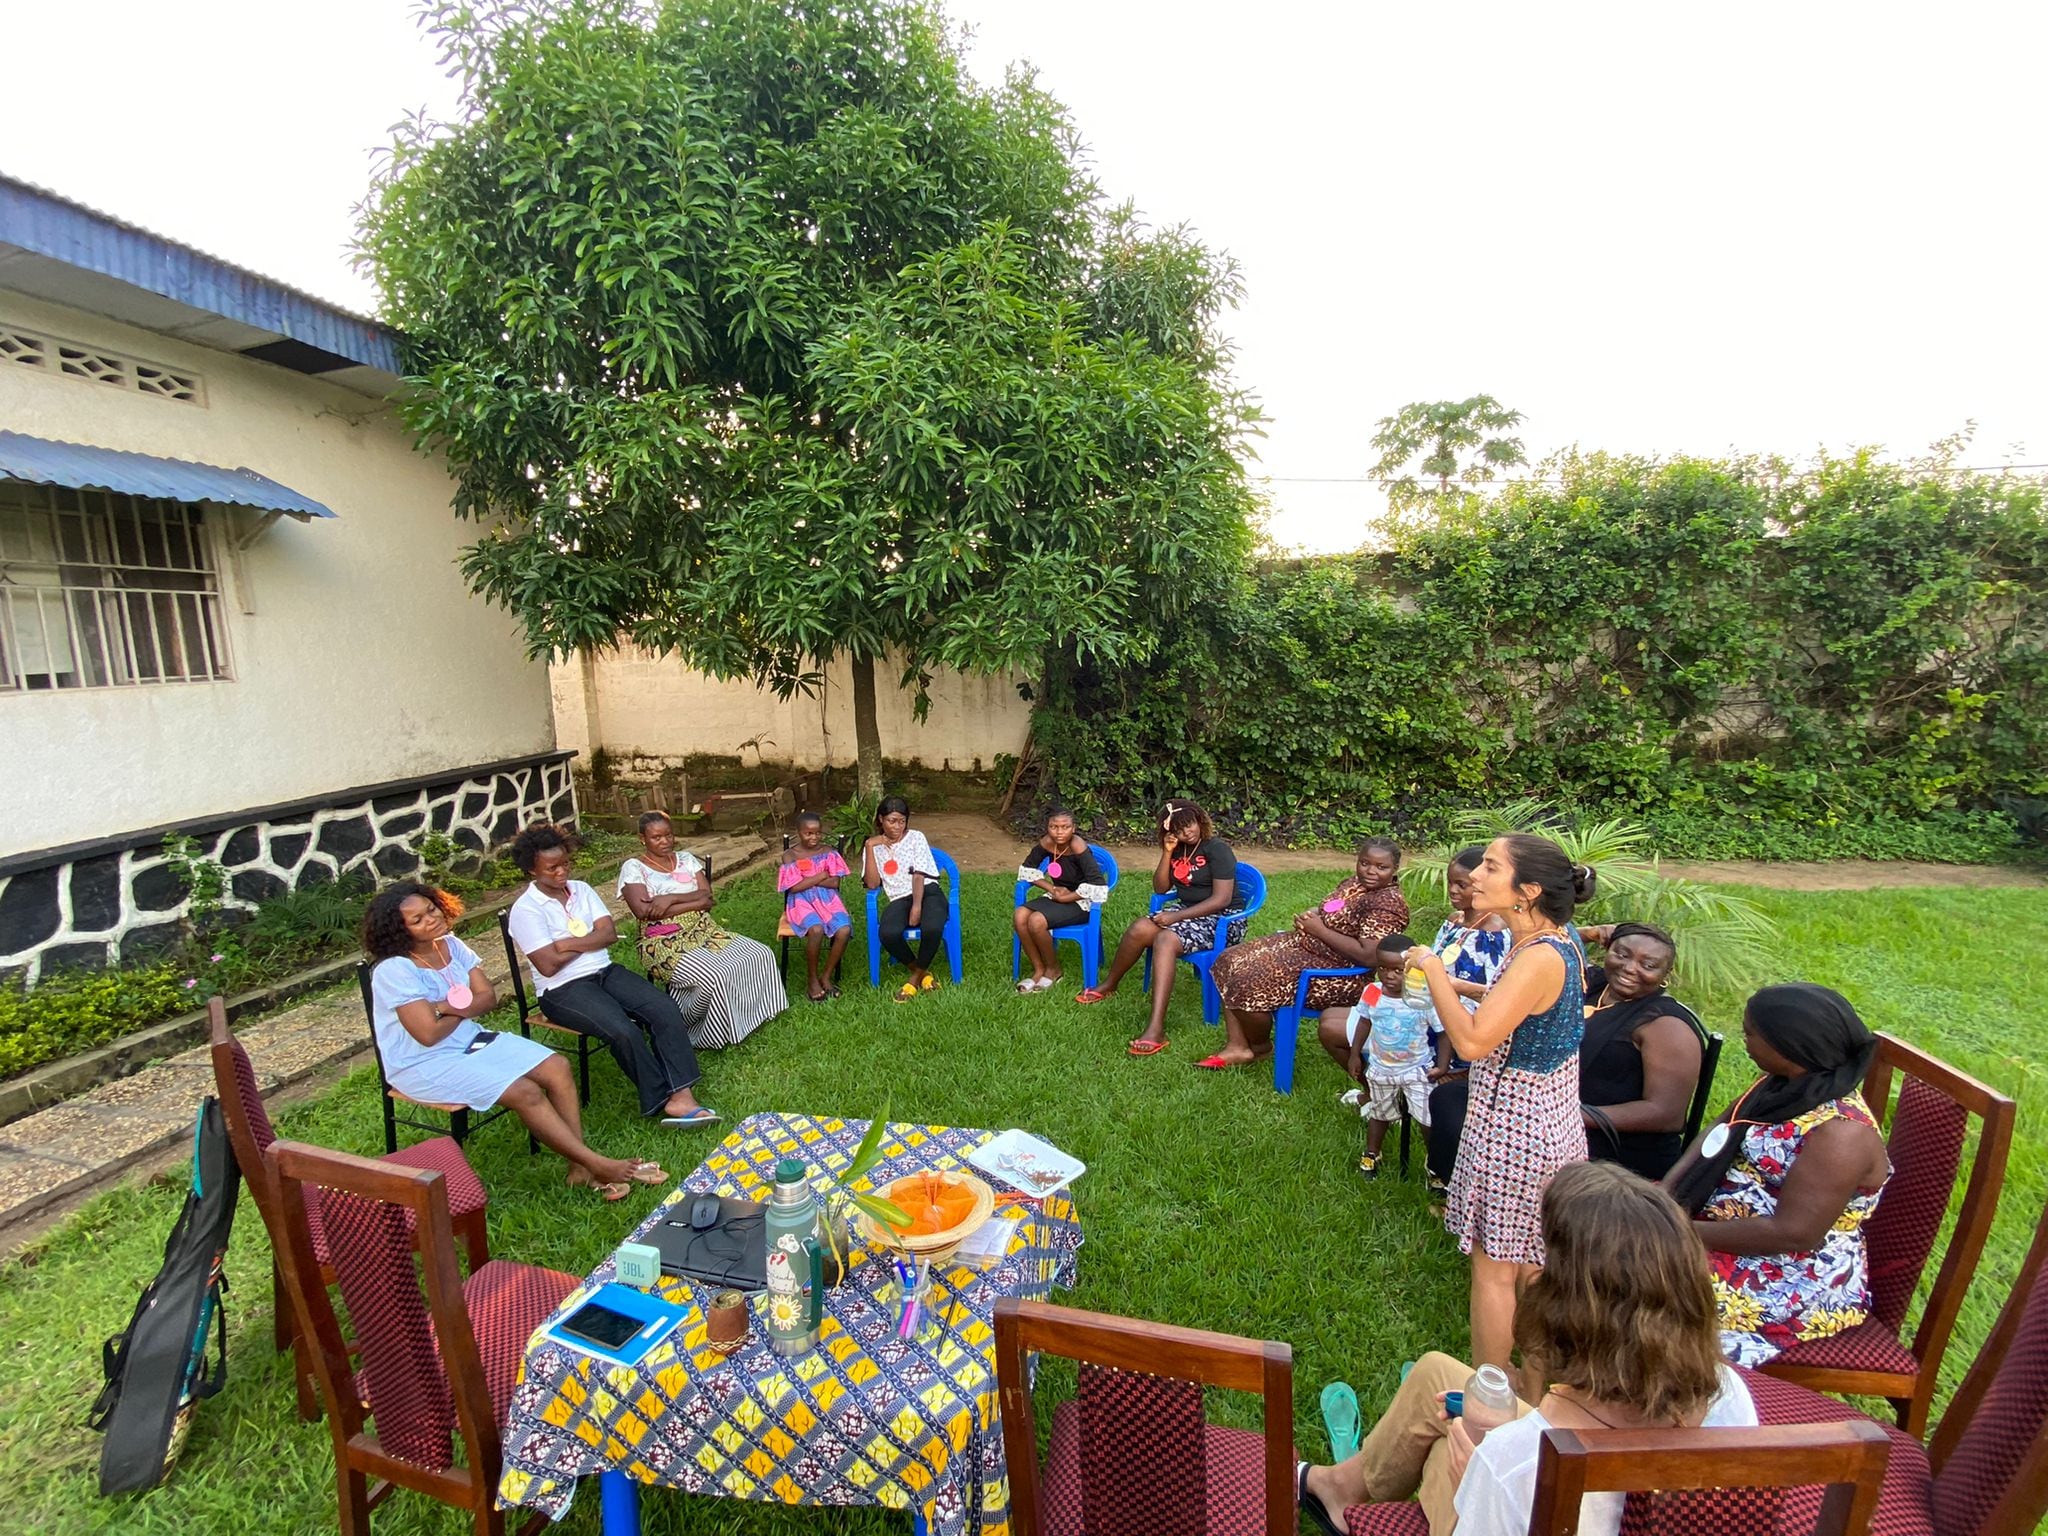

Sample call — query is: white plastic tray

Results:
[968,1129,1086,1197]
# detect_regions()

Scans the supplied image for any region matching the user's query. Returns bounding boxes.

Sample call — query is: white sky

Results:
[6,1,2043,551]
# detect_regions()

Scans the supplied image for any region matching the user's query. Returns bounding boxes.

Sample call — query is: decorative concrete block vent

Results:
[0,751,576,984]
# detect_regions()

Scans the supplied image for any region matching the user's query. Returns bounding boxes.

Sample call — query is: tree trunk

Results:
[849,651,884,801]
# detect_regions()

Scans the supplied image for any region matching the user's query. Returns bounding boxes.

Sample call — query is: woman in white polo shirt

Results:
[505,824,720,1127]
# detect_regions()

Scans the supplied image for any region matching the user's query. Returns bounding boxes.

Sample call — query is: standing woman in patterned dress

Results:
[1402,835,1593,1373]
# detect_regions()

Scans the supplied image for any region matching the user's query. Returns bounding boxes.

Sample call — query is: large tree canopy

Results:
[359,0,1260,791]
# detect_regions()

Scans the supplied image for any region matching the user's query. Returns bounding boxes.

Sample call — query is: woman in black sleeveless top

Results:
[1577,923,1707,1181]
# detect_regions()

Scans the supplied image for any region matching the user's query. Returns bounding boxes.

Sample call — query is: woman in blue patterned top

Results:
[1403,835,1592,1373]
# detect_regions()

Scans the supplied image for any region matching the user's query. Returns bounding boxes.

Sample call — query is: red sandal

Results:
[1127,1038,1169,1057]
[1194,1053,1236,1070]
[1076,988,1113,1004]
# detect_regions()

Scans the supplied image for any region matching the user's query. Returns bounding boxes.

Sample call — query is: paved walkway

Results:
[0,832,770,1251]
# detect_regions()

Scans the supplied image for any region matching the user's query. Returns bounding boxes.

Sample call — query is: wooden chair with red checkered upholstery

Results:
[266,1140,578,1536]
[208,998,493,1423]
[995,1297,1296,1536]
[1761,1034,2015,1435]
[1343,1418,1892,1536]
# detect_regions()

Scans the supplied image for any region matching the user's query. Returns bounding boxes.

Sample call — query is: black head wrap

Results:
[1669,982,1877,1214]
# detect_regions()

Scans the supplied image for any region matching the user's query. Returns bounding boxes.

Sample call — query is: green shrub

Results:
[1031,450,2047,861]
[0,964,188,1079]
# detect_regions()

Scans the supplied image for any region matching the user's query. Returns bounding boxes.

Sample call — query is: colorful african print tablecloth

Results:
[497,1111,1084,1535]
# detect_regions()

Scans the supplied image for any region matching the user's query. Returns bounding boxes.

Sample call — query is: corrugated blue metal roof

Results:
[0,431,336,517]
[0,173,402,376]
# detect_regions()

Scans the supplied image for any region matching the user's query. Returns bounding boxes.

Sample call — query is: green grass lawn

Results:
[3,870,2043,1536]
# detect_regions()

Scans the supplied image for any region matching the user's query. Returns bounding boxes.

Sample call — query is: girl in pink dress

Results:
[778,811,852,1001]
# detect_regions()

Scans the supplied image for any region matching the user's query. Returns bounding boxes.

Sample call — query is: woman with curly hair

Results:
[1077,799,1245,1056]
[1296,1161,1756,1536]
[364,882,665,1201]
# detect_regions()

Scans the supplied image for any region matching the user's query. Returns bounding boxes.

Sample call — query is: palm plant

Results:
[1400,800,1777,995]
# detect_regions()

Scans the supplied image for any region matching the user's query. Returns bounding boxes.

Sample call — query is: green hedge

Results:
[1031,451,2047,859]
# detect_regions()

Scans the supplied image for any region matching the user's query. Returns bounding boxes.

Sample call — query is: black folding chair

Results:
[353,962,517,1155]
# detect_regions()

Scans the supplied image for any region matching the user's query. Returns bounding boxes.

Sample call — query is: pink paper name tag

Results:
[446,983,473,1010]
[1046,860,1063,879]
[1322,897,1344,913]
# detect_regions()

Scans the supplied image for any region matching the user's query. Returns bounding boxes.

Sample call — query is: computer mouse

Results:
[689,1195,722,1231]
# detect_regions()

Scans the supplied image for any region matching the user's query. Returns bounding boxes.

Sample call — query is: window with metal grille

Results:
[0,481,232,691]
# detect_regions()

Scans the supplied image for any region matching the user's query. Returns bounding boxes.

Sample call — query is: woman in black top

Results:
[1013,808,1109,992]
[1077,800,1243,1056]
[1577,922,1708,1181]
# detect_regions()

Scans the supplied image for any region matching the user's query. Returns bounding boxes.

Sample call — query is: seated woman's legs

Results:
[1087,913,1159,999]
[1217,1006,1274,1063]
[498,1056,660,1190]
[911,887,949,972]
[1013,904,1052,983]
[1318,1006,1359,1073]
[1135,925,1184,1046]
[878,895,924,980]
[538,965,704,1118]
[1302,1352,1506,1534]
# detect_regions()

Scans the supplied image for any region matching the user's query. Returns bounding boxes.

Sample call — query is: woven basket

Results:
[854,1170,997,1264]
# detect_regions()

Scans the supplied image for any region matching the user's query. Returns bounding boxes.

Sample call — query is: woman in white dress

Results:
[619,812,788,1048]
[363,882,665,1201]
[862,795,949,1001]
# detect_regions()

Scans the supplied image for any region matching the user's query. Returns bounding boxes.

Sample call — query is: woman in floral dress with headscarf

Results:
[1202,838,1409,1069]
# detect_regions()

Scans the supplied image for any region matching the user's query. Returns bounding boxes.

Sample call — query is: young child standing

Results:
[778,812,851,1001]
[1342,933,1450,1178]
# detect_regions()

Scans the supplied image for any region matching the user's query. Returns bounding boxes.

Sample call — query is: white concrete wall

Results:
[552,645,1032,774]
[0,292,555,855]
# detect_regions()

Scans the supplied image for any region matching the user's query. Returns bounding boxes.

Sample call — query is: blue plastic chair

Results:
[1011,847,1120,990]
[1272,965,1373,1094]
[1141,861,1267,1024]
[866,846,965,988]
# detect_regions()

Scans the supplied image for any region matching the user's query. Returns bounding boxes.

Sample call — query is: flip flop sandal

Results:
[1075,988,1113,1004]
[1017,979,1039,994]
[1319,1382,1362,1460]
[1037,975,1063,991]
[919,973,939,992]
[1127,1038,1169,1057]
[623,1162,668,1186]
[660,1107,721,1128]
[827,983,842,998]
[1194,1054,1238,1070]
[595,1181,631,1203]
[896,981,921,1002]
[1297,1462,1345,1536]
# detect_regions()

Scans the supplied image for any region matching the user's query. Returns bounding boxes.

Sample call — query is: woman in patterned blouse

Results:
[1666,983,1892,1366]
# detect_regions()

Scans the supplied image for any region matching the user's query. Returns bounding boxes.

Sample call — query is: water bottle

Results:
[1462,1364,1518,1445]
[764,1159,823,1356]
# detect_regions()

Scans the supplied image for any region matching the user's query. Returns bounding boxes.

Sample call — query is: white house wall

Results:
[551,645,1034,775]
[0,290,554,855]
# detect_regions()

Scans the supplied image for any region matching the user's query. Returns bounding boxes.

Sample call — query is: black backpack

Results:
[87,1096,239,1494]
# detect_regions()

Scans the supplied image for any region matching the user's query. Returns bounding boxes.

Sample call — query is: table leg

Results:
[599,1469,642,1536]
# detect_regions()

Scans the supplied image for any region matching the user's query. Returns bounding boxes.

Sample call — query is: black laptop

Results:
[644,1197,768,1291]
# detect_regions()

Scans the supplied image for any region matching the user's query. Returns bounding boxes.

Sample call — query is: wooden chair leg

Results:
[336,1463,373,1536]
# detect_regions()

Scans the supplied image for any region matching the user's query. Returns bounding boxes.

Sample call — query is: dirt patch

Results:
[914,813,2045,891]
